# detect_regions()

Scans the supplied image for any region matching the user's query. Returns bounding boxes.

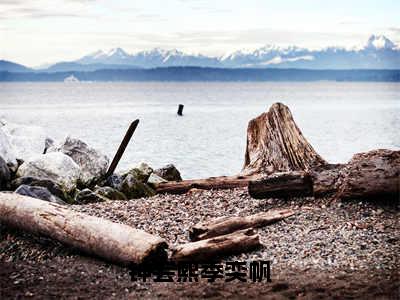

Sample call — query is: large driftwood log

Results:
[336,149,400,201]
[155,174,261,194]
[247,149,399,201]
[0,193,168,265]
[242,102,327,176]
[248,171,313,199]
[171,228,260,262]
[310,163,345,197]
[189,209,295,241]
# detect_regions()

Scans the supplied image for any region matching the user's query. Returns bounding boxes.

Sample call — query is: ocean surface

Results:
[0,82,399,179]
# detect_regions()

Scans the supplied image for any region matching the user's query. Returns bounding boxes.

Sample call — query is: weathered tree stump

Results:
[0,193,168,265]
[242,103,327,175]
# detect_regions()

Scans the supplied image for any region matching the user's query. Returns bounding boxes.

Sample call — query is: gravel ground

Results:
[1,188,399,299]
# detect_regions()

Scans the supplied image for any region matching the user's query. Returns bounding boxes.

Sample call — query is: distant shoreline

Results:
[1,67,399,82]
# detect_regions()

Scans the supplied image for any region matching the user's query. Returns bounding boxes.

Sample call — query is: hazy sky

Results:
[1,0,399,66]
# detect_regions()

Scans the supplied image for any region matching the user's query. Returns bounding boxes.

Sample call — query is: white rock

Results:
[147,173,167,185]
[17,152,81,192]
[1,120,51,162]
[49,136,109,185]
[0,127,18,171]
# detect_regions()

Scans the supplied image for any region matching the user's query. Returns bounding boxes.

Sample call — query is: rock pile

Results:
[0,121,181,204]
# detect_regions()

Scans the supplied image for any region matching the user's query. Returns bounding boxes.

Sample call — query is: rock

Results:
[1,120,51,163]
[123,168,149,183]
[16,152,81,192]
[43,137,54,154]
[49,136,109,186]
[15,185,65,204]
[0,156,11,190]
[75,188,107,204]
[94,186,127,201]
[147,173,167,187]
[106,174,123,190]
[0,127,18,172]
[154,164,182,182]
[11,176,72,203]
[137,162,153,179]
[120,174,156,199]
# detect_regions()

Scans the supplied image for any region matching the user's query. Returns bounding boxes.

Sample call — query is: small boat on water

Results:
[64,74,79,83]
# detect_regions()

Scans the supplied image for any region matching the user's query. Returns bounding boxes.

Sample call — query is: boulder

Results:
[15,185,65,205]
[43,137,55,154]
[0,156,11,190]
[16,152,81,192]
[1,120,51,163]
[120,174,156,199]
[106,174,123,190]
[49,136,109,186]
[94,186,127,201]
[136,162,153,179]
[11,176,72,203]
[0,127,18,172]
[147,173,167,187]
[120,162,154,184]
[75,188,107,204]
[154,164,182,182]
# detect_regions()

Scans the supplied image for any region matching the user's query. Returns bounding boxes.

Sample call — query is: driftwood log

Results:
[248,171,313,199]
[155,174,261,194]
[0,193,168,265]
[189,209,295,241]
[248,149,399,201]
[171,228,260,262]
[336,149,400,200]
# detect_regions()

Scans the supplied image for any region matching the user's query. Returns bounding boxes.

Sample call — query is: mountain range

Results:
[1,35,399,73]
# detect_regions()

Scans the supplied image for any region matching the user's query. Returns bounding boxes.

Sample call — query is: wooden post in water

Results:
[105,119,139,178]
[177,104,184,116]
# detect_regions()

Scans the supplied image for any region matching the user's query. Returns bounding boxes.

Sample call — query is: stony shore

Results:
[1,188,399,299]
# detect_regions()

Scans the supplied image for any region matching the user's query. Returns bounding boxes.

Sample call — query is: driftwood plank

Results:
[155,174,261,194]
[171,228,260,262]
[189,209,295,241]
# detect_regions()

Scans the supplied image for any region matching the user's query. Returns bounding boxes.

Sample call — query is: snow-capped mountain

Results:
[220,35,400,69]
[76,47,220,68]
[45,34,399,71]
[77,48,131,65]
[365,34,396,50]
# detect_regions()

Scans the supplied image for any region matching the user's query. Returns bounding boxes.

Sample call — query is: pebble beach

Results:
[1,188,399,299]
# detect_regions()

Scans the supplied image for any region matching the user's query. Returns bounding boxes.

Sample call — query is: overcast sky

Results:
[1,0,399,66]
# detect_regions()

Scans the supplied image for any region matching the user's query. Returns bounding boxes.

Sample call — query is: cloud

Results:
[176,0,232,14]
[388,27,400,34]
[131,14,167,22]
[0,0,96,20]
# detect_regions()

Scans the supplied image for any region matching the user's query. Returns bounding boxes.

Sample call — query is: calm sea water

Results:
[0,82,399,179]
